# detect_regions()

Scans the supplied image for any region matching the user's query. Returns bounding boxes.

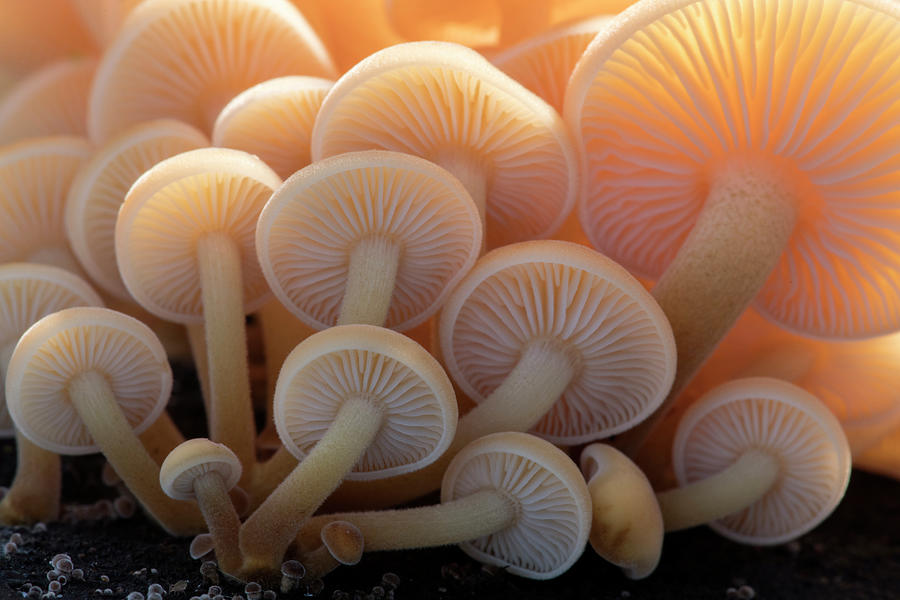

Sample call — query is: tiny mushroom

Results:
[294,520,365,581]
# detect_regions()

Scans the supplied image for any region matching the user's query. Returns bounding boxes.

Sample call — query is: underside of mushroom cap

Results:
[6,307,172,455]
[565,0,900,338]
[66,119,209,302]
[311,41,578,248]
[159,438,242,500]
[256,150,482,331]
[115,147,282,323]
[212,76,333,179]
[87,0,336,141]
[673,377,851,545]
[440,240,676,444]
[274,324,457,480]
[441,431,591,579]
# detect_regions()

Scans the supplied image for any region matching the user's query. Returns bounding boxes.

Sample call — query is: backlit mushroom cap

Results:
[6,307,172,455]
[116,147,282,323]
[0,58,97,144]
[256,151,482,331]
[159,438,242,500]
[65,119,209,301]
[311,41,578,248]
[212,76,333,179]
[70,0,143,47]
[441,431,592,579]
[274,324,457,480]
[565,0,900,338]
[0,136,92,269]
[673,377,851,545]
[0,264,104,436]
[440,240,676,444]
[87,0,336,142]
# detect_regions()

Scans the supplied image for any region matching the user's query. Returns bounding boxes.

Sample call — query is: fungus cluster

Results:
[0,0,897,594]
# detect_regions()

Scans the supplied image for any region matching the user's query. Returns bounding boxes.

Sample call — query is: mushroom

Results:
[565,0,900,455]
[70,0,142,48]
[0,57,97,144]
[0,263,103,524]
[160,439,243,573]
[87,0,336,141]
[311,41,578,249]
[256,150,482,329]
[237,324,457,579]
[855,426,900,481]
[116,148,282,482]
[579,443,662,580]
[656,377,851,544]
[296,431,592,580]
[292,520,365,581]
[5,307,203,535]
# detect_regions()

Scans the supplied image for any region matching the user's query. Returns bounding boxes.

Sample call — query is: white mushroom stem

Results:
[197,232,256,486]
[247,446,298,510]
[435,149,488,236]
[237,396,383,576]
[185,323,211,413]
[620,158,798,456]
[337,235,401,326]
[656,448,780,532]
[193,471,243,573]
[68,370,203,535]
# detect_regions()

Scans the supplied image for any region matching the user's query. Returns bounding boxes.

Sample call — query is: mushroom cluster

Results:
[1,0,897,593]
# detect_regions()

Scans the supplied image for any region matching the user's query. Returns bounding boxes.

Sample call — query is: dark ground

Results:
[2,363,899,600]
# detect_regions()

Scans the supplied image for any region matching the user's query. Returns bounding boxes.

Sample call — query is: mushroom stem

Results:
[620,158,798,456]
[656,448,780,532]
[139,411,186,465]
[238,396,383,576]
[194,471,243,574]
[68,370,203,535]
[248,446,298,509]
[186,322,211,413]
[337,235,401,326]
[435,149,488,238]
[197,232,256,486]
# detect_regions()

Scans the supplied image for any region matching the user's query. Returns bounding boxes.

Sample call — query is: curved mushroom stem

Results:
[247,446,297,510]
[435,149,488,247]
[193,471,243,574]
[186,323,211,414]
[618,158,798,457]
[197,233,256,487]
[321,339,574,511]
[337,235,401,326]
[68,370,204,536]
[140,411,186,465]
[237,396,383,578]
[656,448,780,532]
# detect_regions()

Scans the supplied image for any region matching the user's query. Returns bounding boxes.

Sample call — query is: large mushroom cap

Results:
[440,240,676,444]
[274,324,457,480]
[212,75,333,179]
[5,307,172,455]
[565,0,900,338]
[311,41,578,249]
[441,431,592,579]
[673,377,851,545]
[256,150,482,331]
[87,0,336,141]
[66,119,209,302]
[115,147,282,323]
[159,438,242,500]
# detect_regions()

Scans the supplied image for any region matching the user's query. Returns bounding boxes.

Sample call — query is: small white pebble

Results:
[147,593,163,600]
[4,542,18,555]
[9,533,24,545]
[33,523,47,533]
[737,585,756,599]
[127,593,145,600]
[100,575,109,583]
[147,583,165,595]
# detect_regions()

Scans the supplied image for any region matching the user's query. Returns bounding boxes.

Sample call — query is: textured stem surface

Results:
[437,149,487,249]
[337,235,401,326]
[194,472,242,573]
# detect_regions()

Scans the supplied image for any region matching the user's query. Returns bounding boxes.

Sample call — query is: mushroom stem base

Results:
[0,431,60,525]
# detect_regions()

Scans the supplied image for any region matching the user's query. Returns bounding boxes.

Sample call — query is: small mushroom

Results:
[294,520,365,580]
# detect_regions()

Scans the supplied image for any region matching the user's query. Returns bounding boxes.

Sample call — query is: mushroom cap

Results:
[256,150,482,331]
[320,520,365,566]
[579,443,662,580]
[0,57,97,144]
[0,263,104,437]
[439,240,676,444]
[212,76,333,179]
[5,306,173,455]
[491,15,613,113]
[311,41,578,249]
[66,119,209,302]
[115,147,282,324]
[673,377,852,545]
[565,0,900,339]
[87,0,336,141]
[159,438,242,501]
[70,0,143,47]
[274,324,457,481]
[0,136,92,265]
[441,431,592,579]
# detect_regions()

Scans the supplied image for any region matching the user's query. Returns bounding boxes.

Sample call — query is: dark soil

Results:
[2,362,899,600]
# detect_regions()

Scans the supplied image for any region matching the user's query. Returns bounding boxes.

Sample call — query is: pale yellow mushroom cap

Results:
[159,438,242,501]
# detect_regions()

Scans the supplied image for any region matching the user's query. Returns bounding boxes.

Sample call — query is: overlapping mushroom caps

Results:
[311,41,578,248]
[657,378,851,544]
[87,0,336,141]
[70,0,143,48]
[565,0,900,451]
